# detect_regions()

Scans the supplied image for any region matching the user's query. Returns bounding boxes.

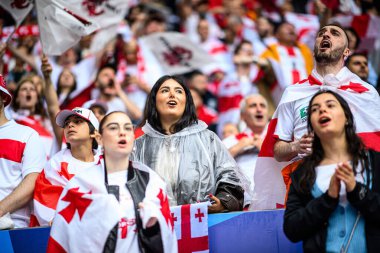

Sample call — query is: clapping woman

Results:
[284,90,380,253]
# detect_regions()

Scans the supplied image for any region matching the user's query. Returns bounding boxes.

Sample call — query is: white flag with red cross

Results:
[47,160,177,253]
[170,202,209,253]
[251,67,380,211]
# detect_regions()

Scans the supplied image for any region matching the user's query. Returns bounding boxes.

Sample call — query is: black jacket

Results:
[283,149,380,253]
[103,162,164,253]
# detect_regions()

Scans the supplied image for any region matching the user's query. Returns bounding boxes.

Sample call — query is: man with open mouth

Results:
[252,24,380,211]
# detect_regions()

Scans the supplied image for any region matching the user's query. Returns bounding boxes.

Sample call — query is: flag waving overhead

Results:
[251,67,380,210]
[171,202,209,253]
[0,0,34,26]
[139,32,215,75]
[47,160,177,253]
[35,0,99,55]
[35,0,129,55]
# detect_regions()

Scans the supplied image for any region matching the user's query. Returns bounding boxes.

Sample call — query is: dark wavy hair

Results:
[141,75,198,134]
[298,90,368,193]
[12,77,47,117]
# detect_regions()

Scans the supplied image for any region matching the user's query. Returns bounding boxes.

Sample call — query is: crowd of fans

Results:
[1,0,380,251]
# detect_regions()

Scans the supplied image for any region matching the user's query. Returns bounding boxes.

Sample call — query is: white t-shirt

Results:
[0,120,46,227]
[108,170,139,252]
[274,95,312,142]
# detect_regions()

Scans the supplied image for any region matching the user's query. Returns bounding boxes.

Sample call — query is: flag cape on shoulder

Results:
[251,67,380,210]
[47,160,177,253]
[171,202,209,253]
[32,149,100,226]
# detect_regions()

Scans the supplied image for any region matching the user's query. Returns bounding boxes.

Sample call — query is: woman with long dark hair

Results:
[132,75,246,213]
[284,90,380,253]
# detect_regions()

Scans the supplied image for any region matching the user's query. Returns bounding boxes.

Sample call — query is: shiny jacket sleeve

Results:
[210,132,245,211]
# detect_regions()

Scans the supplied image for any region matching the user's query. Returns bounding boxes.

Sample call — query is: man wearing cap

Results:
[31,107,100,226]
[0,74,46,228]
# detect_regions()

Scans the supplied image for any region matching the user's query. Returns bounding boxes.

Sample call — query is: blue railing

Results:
[0,209,302,253]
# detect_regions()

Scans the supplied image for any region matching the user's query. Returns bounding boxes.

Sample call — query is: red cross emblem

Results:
[195,208,204,222]
[58,187,92,224]
[178,204,209,253]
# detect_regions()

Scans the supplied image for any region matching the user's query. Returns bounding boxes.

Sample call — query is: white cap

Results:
[56,107,99,130]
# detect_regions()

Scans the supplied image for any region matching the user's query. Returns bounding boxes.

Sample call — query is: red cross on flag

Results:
[170,202,209,253]
[46,160,178,253]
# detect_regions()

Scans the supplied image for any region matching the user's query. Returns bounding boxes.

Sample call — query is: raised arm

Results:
[40,55,63,147]
[114,79,143,121]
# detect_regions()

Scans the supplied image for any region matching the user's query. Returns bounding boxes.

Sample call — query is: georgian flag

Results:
[139,32,215,75]
[251,67,380,210]
[35,0,99,55]
[47,161,177,253]
[31,149,100,227]
[171,202,209,253]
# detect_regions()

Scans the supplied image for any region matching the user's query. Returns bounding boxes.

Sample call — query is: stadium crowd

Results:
[1,0,380,252]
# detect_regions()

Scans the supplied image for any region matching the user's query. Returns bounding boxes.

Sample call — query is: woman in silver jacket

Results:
[132,75,246,213]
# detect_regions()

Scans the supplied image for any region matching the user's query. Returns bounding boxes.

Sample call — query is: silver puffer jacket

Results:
[132,121,248,207]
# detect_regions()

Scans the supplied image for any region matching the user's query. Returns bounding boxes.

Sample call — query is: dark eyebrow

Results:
[318,27,327,34]
[105,122,133,127]
[159,85,170,90]
[311,99,338,107]
[105,122,118,128]
[330,27,342,35]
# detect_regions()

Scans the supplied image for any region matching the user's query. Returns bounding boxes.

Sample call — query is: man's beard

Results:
[314,44,345,64]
